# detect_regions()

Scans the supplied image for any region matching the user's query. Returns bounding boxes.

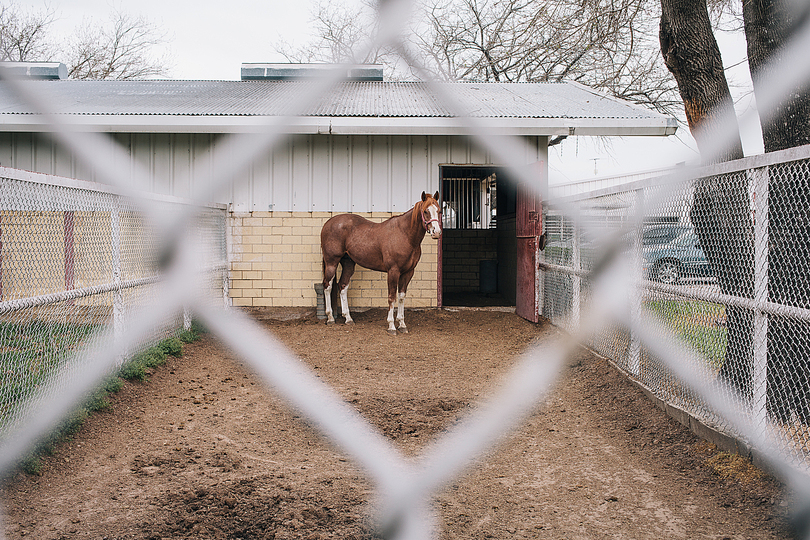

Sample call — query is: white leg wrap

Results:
[387,305,396,333]
[324,282,334,323]
[340,286,353,324]
[396,292,406,329]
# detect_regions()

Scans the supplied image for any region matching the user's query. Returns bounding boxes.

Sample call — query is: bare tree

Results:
[276,0,682,117]
[276,1,387,65]
[660,0,753,404]
[0,1,55,62]
[63,9,170,80]
[0,2,170,80]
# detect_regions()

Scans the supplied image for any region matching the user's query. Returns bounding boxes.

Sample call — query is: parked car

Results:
[642,228,713,284]
[641,224,690,246]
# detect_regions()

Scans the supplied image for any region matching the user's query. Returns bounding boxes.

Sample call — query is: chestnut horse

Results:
[321,191,441,335]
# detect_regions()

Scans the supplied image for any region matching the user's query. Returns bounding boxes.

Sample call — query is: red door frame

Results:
[515,161,545,323]
[435,162,545,316]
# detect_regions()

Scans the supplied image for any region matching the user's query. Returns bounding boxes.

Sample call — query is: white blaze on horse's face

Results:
[426,202,441,239]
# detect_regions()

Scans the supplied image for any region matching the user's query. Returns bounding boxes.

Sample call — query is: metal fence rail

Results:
[0,168,228,442]
[542,144,810,471]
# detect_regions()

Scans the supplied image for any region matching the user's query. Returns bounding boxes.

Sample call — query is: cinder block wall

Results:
[442,229,498,292]
[228,212,438,308]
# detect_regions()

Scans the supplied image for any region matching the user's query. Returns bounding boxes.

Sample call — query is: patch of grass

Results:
[4,321,204,475]
[190,319,208,336]
[118,359,148,382]
[83,376,125,413]
[645,299,727,369]
[117,328,201,382]
[177,329,197,344]
[0,321,102,414]
[20,408,88,475]
[159,337,183,358]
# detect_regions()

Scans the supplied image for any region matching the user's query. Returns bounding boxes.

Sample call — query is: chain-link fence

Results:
[0,167,228,446]
[543,145,810,471]
[2,1,810,538]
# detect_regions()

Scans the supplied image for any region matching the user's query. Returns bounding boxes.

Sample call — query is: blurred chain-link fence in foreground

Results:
[2,0,810,537]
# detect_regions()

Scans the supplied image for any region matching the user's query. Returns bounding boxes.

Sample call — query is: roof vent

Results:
[0,61,67,80]
[241,63,383,82]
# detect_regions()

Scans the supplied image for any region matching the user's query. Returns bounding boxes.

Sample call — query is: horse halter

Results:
[420,202,441,233]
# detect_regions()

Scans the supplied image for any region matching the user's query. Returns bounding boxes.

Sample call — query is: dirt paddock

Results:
[1,309,794,539]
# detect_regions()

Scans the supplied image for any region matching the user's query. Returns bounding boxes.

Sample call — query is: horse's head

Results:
[420,191,442,239]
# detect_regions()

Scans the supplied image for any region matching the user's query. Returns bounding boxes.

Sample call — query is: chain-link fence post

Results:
[751,165,769,427]
[224,216,232,310]
[111,197,124,361]
[628,188,644,376]
[571,217,581,329]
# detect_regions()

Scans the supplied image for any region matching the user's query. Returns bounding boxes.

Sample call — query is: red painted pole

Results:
[0,213,3,301]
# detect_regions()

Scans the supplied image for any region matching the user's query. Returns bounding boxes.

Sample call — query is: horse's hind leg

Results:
[337,256,356,325]
[322,259,339,325]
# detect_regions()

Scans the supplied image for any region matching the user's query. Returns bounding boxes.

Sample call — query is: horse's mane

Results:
[410,200,422,229]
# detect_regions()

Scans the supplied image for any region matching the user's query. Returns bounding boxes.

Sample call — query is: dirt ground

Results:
[0,308,794,539]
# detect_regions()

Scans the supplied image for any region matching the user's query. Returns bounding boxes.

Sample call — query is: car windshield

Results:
[676,231,699,247]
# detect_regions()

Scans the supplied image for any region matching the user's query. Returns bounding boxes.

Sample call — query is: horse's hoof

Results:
[345,320,355,326]
[397,327,409,334]
[326,320,335,326]
[387,329,397,337]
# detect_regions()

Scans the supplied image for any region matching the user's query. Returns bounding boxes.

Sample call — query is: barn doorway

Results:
[439,165,519,308]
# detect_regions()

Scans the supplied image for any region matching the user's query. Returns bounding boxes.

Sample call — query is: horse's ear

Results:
[421,191,427,202]
[433,191,440,201]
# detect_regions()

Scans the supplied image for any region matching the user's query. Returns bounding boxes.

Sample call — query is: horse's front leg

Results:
[386,270,400,336]
[395,292,407,333]
[396,269,415,333]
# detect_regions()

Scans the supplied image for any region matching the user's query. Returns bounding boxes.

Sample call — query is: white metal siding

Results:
[0,132,547,212]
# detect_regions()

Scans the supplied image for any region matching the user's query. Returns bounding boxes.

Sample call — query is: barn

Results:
[0,62,677,323]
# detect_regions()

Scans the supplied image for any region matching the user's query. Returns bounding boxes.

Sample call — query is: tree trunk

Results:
[743,0,810,422]
[660,0,754,400]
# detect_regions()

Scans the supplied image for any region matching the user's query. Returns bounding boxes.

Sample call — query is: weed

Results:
[159,337,183,358]
[134,349,167,369]
[178,329,198,343]
[191,319,208,335]
[119,360,147,381]
[20,453,43,475]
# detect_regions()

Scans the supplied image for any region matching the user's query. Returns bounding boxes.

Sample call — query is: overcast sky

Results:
[17,0,765,182]
[27,0,312,80]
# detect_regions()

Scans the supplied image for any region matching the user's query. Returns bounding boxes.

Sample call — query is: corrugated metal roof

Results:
[0,79,661,119]
[0,79,678,136]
